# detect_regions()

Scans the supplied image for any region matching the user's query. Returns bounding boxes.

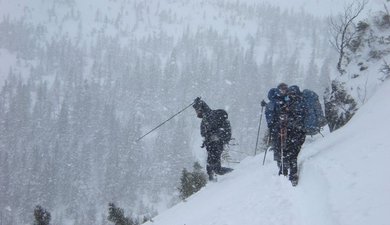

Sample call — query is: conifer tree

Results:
[107,203,137,225]
[191,162,207,194]
[178,168,192,200]
[34,205,51,225]
[178,162,207,200]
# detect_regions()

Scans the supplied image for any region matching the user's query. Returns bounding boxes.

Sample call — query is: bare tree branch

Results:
[383,3,389,16]
[328,0,368,75]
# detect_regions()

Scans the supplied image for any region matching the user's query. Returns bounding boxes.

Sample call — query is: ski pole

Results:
[254,100,267,156]
[136,100,195,142]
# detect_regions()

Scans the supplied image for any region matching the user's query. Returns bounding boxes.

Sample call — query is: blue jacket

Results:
[265,88,288,133]
[265,86,306,133]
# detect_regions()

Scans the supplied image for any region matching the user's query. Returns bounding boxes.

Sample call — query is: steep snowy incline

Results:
[144,81,390,225]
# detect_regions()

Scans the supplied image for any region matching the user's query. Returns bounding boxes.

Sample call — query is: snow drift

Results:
[145,80,390,225]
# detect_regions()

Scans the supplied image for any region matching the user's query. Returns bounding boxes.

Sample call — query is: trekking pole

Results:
[136,100,195,142]
[280,114,288,175]
[262,132,271,165]
[254,100,267,156]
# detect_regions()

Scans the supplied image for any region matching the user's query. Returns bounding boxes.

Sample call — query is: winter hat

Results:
[288,85,301,95]
[277,83,288,91]
[193,98,211,112]
[277,83,288,96]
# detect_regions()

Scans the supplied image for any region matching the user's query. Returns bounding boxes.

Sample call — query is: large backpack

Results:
[209,109,232,144]
[265,88,278,128]
[302,89,327,135]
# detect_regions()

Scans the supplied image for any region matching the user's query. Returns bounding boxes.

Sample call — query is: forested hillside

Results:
[0,0,387,224]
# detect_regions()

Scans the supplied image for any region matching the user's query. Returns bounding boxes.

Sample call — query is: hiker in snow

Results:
[265,83,326,185]
[193,97,232,181]
[284,85,307,184]
[265,83,289,174]
[265,83,307,185]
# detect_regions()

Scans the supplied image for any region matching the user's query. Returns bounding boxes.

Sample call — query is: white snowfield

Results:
[145,81,390,225]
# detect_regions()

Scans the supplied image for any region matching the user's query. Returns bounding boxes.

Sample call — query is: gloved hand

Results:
[194,97,201,104]
[261,100,267,107]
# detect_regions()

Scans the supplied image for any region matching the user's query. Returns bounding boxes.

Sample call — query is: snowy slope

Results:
[144,80,390,225]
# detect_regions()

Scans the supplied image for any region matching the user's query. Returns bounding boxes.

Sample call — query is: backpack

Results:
[209,109,232,144]
[302,89,327,135]
[265,88,278,128]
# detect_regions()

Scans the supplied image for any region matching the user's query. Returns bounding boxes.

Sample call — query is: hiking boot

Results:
[290,174,299,186]
[215,167,233,175]
[278,168,288,176]
[208,172,216,181]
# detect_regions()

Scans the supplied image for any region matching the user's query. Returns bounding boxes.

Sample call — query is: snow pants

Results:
[286,129,306,180]
[205,141,224,177]
[273,128,305,179]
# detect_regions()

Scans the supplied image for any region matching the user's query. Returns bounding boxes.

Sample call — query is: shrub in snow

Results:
[324,81,358,132]
[380,61,390,81]
[374,8,390,29]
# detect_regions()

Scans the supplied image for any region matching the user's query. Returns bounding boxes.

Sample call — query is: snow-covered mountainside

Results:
[145,80,390,225]
[338,9,390,105]
[0,0,388,224]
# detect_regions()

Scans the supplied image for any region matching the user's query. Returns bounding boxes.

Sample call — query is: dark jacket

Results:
[194,100,231,144]
[287,97,306,130]
[286,86,306,132]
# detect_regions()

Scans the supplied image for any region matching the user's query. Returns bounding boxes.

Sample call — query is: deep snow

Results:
[144,80,390,225]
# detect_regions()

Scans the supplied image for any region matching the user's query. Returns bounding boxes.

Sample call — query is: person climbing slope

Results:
[193,97,232,181]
